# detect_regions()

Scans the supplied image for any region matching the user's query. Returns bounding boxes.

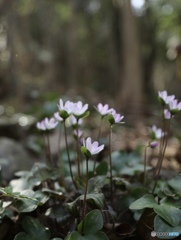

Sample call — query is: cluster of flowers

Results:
[148,125,163,148]
[148,90,181,149]
[36,100,124,156]
[158,90,181,119]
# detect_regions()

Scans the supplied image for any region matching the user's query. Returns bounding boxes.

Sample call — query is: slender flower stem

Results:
[43,133,48,165]
[83,157,89,218]
[152,120,170,194]
[153,108,165,177]
[143,145,148,195]
[76,124,81,177]
[109,124,113,203]
[46,133,54,167]
[63,120,77,190]
[93,116,103,172]
[58,124,65,182]
[98,116,103,141]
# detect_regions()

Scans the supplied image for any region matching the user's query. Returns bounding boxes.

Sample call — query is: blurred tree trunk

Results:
[117,0,144,114]
[66,0,78,91]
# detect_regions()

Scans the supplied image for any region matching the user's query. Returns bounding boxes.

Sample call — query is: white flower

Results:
[82,137,104,155]
[57,99,75,114]
[108,109,124,125]
[169,99,181,114]
[69,115,83,127]
[158,91,175,105]
[54,112,63,122]
[164,109,172,119]
[149,125,163,140]
[37,117,58,131]
[96,103,113,116]
[73,129,83,138]
[72,101,88,117]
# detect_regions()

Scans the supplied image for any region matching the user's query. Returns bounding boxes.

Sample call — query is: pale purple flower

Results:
[149,141,158,149]
[54,112,63,122]
[108,109,124,124]
[158,90,167,101]
[37,117,58,131]
[37,121,46,131]
[169,99,181,112]
[73,129,83,138]
[158,90,175,105]
[149,125,163,140]
[83,137,104,155]
[72,101,88,117]
[164,109,172,119]
[69,115,83,127]
[57,99,75,114]
[96,103,113,116]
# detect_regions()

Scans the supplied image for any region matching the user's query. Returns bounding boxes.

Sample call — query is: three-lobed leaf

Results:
[14,216,50,240]
[129,194,158,210]
[154,204,181,227]
[154,215,181,239]
[78,209,103,235]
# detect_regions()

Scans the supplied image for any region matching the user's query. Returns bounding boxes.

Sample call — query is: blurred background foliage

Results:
[0,0,181,116]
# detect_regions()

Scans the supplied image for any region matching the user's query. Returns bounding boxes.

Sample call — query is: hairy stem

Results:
[152,120,170,194]
[63,120,77,190]
[83,157,89,217]
[93,116,103,172]
[143,145,148,195]
[109,125,113,202]
[46,133,54,167]
[76,125,81,177]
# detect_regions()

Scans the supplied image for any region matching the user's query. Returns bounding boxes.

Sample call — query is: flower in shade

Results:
[108,109,124,125]
[69,115,83,128]
[73,129,83,139]
[149,141,158,149]
[158,91,175,105]
[54,112,63,122]
[81,137,104,158]
[37,117,58,131]
[149,125,163,140]
[95,103,113,116]
[57,99,75,119]
[164,109,172,119]
[168,99,181,115]
[72,101,89,118]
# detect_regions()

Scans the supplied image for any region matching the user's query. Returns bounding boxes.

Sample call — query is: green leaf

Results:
[31,163,60,182]
[79,193,104,209]
[85,232,109,240]
[154,215,181,239]
[154,203,181,227]
[14,232,33,240]
[15,199,38,212]
[129,194,158,210]
[160,197,181,208]
[14,190,39,213]
[78,209,103,235]
[34,190,50,205]
[10,178,30,191]
[51,238,63,240]
[168,176,181,195]
[64,231,83,240]
[64,231,108,240]
[88,176,107,193]
[67,193,104,217]
[111,151,152,176]
[1,186,13,194]
[14,216,50,240]
[96,162,108,175]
